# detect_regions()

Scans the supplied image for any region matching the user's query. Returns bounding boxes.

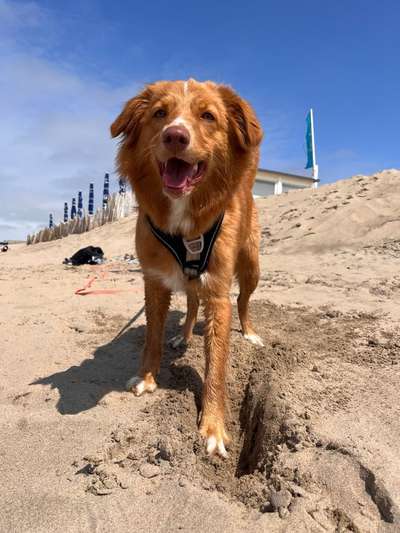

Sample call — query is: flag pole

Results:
[310,109,319,188]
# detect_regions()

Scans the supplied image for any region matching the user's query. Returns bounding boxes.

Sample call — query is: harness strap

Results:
[147,213,224,279]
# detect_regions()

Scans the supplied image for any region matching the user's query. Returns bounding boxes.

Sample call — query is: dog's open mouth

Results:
[159,158,206,197]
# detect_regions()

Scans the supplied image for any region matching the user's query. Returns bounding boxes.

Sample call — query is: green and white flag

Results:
[305,109,314,169]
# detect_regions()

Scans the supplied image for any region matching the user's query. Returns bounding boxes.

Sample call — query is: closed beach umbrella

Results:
[119,177,126,195]
[103,173,110,209]
[78,191,83,218]
[71,198,76,219]
[88,183,94,215]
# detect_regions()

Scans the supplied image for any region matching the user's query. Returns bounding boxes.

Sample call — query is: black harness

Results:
[147,213,224,280]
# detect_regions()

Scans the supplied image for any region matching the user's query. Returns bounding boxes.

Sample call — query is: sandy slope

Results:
[0,169,399,532]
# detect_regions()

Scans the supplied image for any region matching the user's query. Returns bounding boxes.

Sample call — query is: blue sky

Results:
[0,0,399,239]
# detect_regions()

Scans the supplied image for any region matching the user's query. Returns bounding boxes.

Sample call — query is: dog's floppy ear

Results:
[110,87,152,142]
[218,85,263,150]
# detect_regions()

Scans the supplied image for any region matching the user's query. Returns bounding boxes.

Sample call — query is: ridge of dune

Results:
[257,168,400,253]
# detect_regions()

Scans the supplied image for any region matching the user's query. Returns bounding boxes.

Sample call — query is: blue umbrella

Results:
[103,173,110,209]
[119,177,126,195]
[77,191,83,218]
[71,198,77,219]
[88,183,94,215]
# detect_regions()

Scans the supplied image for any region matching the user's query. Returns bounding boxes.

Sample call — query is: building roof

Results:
[256,168,318,183]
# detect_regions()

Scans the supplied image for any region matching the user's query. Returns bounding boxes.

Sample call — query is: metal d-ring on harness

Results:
[146,213,224,280]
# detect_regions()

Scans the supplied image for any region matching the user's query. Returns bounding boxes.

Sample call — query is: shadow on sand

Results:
[32,308,204,415]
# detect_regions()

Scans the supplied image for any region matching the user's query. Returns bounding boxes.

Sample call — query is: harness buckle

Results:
[183,267,200,279]
[182,235,204,255]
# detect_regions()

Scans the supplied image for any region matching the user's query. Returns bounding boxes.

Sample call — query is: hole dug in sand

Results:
[77,301,400,530]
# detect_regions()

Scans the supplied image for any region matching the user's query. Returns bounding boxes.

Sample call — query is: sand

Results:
[0,169,399,532]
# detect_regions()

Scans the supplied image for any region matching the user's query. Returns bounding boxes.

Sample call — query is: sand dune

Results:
[0,169,399,532]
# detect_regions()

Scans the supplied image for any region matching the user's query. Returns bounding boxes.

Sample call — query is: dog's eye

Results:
[201,111,215,121]
[153,109,167,118]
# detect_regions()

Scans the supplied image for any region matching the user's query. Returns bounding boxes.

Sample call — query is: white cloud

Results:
[0,1,139,240]
[0,0,44,29]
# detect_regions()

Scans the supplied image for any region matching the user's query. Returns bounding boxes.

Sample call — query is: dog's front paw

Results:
[126,374,157,396]
[243,333,265,347]
[199,418,230,459]
[168,334,187,349]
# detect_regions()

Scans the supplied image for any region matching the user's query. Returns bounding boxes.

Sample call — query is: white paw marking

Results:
[206,436,228,458]
[168,334,186,349]
[126,376,157,396]
[244,333,265,347]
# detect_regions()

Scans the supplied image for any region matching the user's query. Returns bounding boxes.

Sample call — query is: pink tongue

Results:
[162,158,195,189]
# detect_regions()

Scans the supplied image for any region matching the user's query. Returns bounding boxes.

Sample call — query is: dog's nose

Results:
[162,125,190,152]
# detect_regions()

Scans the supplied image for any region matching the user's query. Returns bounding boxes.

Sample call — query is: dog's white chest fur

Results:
[146,268,210,293]
[146,267,186,293]
[167,197,193,234]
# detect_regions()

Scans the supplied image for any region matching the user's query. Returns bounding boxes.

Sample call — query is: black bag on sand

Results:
[63,246,105,266]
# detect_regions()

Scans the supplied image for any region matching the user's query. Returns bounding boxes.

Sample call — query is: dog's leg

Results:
[169,288,199,348]
[127,277,171,395]
[236,210,264,347]
[199,295,231,458]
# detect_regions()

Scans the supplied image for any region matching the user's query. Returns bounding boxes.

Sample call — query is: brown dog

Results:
[111,79,263,457]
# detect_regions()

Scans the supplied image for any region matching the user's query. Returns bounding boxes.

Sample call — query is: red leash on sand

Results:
[75,265,140,296]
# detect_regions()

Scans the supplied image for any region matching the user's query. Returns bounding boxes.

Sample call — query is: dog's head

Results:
[111,79,262,200]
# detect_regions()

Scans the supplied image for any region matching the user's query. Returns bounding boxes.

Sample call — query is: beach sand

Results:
[1,169,399,532]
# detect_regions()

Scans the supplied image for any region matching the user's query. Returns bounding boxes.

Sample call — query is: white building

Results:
[254,168,318,197]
